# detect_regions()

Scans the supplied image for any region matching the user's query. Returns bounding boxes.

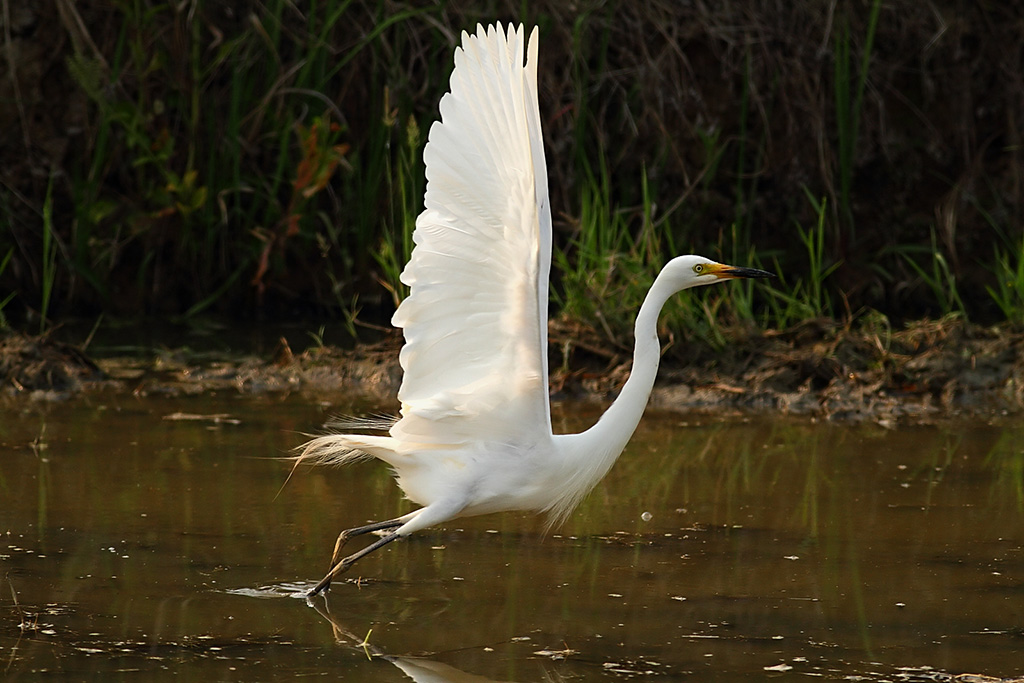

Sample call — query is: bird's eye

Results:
[693,264,704,274]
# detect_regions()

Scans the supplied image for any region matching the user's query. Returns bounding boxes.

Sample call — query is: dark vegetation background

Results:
[0,0,1021,336]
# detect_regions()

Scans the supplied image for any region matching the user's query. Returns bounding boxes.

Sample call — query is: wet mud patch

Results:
[2,319,1023,422]
[0,332,104,398]
[647,319,1024,422]
[552,318,1024,422]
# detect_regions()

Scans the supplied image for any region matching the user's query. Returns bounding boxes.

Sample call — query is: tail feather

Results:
[280,417,400,499]
[275,435,367,500]
[295,414,398,467]
[323,414,397,433]
[295,433,379,467]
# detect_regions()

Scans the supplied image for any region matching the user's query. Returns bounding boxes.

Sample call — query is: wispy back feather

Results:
[294,414,397,468]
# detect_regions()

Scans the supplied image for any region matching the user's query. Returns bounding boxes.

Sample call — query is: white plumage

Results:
[299,23,771,596]
[393,24,551,446]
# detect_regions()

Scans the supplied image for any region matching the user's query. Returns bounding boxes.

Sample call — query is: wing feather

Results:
[390,24,552,446]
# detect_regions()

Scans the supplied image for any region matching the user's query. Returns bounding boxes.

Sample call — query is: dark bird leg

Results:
[308,530,403,597]
[309,503,459,596]
[329,518,406,567]
[309,517,407,596]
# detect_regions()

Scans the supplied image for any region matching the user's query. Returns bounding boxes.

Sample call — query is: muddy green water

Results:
[2,392,1022,681]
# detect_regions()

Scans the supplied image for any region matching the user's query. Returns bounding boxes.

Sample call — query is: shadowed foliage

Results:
[0,1,1021,338]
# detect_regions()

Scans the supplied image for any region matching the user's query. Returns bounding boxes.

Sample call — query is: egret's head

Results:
[663,255,774,291]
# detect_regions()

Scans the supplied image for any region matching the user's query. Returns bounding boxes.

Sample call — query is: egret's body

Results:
[300,24,771,596]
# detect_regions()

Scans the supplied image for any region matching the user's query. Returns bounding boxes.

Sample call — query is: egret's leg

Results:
[328,518,405,570]
[308,500,465,598]
[308,532,402,597]
[313,510,421,594]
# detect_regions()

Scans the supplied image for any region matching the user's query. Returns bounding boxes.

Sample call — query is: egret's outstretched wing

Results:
[390,24,552,446]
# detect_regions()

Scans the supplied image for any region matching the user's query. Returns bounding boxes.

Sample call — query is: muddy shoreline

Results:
[3,319,1023,424]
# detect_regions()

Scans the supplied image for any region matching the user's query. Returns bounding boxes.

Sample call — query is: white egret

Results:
[299,23,772,596]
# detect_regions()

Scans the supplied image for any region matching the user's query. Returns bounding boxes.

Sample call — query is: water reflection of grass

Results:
[596,419,1012,659]
[8,401,1024,679]
[580,417,1024,535]
[569,418,848,536]
[555,416,1024,648]
[985,427,1024,509]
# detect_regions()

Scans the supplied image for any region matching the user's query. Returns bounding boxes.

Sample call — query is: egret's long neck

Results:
[583,271,677,449]
[546,267,686,525]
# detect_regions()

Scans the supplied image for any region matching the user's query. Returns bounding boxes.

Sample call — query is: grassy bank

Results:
[1,1,1021,348]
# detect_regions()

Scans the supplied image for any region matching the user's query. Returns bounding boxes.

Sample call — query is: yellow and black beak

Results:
[705,262,775,280]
